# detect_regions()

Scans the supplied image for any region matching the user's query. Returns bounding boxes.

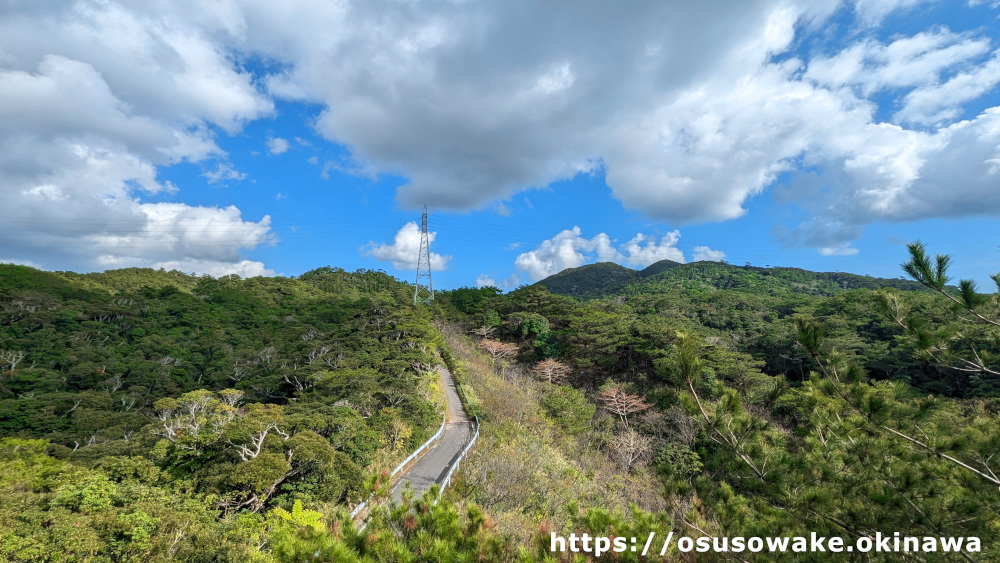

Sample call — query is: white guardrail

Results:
[439,384,480,495]
[350,411,446,519]
[350,373,482,520]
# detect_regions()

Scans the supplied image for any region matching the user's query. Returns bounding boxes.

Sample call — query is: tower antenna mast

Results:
[414,205,434,305]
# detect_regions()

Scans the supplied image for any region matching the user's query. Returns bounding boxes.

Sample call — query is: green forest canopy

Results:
[2,241,999,561]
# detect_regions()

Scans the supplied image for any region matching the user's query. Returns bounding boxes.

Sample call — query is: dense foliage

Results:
[3,242,999,561]
[433,242,1000,561]
[537,259,927,301]
[0,264,447,560]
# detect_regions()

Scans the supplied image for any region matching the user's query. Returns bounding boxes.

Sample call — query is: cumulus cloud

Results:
[151,259,275,278]
[6,0,1000,264]
[475,272,519,289]
[805,30,991,96]
[514,227,605,281]
[514,227,690,281]
[475,274,497,288]
[0,3,274,273]
[620,232,684,267]
[253,0,841,213]
[267,136,290,155]
[894,53,1000,124]
[502,274,521,288]
[693,246,727,262]
[82,204,274,271]
[364,222,451,271]
[248,0,1000,249]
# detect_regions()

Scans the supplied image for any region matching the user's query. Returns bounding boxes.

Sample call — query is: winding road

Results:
[390,366,475,502]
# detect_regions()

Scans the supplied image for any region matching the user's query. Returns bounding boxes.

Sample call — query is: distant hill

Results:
[637,259,683,278]
[0,264,201,299]
[534,262,637,300]
[536,259,927,300]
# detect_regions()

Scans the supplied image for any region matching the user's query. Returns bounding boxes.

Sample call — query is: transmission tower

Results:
[414,205,434,305]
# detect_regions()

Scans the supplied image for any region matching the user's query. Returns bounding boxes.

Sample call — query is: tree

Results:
[152,389,236,453]
[504,312,549,343]
[797,317,1000,488]
[596,384,650,429]
[226,403,287,462]
[565,303,633,383]
[878,241,1000,382]
[477,339,518,375]
[532,358,571,384]
[789,319,999,560]
[674,332,771,481]
[0,350,26,373]
[608,428,652,472]
[539,385,594,435]
[902,241,999,325]
[469,325,496,339]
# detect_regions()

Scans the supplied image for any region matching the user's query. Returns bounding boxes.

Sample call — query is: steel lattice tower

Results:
[413,205,434,305]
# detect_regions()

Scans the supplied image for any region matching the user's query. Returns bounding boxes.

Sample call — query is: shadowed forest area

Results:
[1,242,999,561]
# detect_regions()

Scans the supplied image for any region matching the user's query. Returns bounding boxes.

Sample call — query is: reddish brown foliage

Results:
[597,386,651,428]
[478,339,518,362]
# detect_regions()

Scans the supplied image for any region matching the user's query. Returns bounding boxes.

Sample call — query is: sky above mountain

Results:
[2,0,999,289]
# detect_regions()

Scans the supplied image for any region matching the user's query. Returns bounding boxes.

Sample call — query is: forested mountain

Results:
[438,242,1000,560]
[2,242,999,561]
[535,261,640,300]
[0,264,446,560]
[537,259,928,300]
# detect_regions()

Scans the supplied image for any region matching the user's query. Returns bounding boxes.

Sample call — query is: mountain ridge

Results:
[536,259,928,300]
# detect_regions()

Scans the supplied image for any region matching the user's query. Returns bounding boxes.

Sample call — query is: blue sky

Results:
[2,0,999,291]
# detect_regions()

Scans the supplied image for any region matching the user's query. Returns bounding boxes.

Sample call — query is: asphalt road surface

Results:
[390,366,474,503]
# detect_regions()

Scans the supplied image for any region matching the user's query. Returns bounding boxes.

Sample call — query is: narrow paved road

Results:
[390,366,474,502]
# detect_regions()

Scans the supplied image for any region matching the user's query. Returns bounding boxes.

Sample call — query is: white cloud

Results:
[320,158,377,181]
[364,222,452,271]
[806,31,991,96]
[475,273,519,289]
[203,162,248,184]
[820,246,860,256]
[0,5,273,273]
[5,0,1000,263]
[514,228,689,281]
[267,136,290,155]
[151,259,275,278]
[513,227,598,281]
[620,232,684,267]
[853,0,929,26]
[895,52,1000,124]
[253,0,830,212]
[693,246,727,262]
[83,204,274,273]
[600,18,1000,246]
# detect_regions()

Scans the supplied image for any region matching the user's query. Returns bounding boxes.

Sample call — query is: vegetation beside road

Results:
[436,242,1000,561]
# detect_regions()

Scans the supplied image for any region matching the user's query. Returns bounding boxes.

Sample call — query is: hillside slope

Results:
[537,259,927,300]
[0,263,444,520]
